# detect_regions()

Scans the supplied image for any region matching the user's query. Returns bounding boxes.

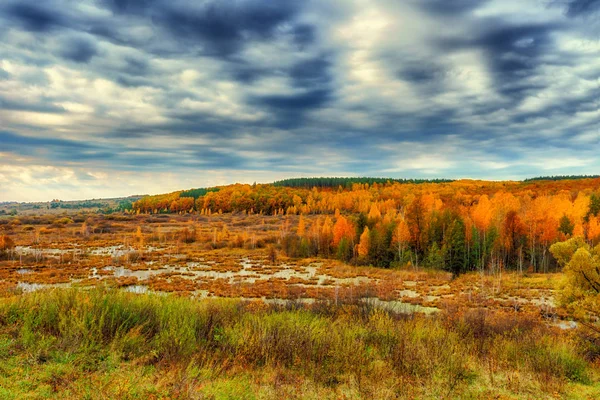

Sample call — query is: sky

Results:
[0,0,599,202]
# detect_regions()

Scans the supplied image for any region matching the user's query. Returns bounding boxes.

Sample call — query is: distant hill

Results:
[524,175,600,182]
[5,175,600,216]
[0,195,144,216]
[272,177,453,188]
[129,176,600,215]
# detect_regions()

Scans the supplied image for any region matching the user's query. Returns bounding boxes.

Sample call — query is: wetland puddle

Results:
[8,255,444,314]
[6,252,561,319]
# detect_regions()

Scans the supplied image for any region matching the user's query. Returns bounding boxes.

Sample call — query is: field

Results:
[1,211,599,398]
[0,289,596,399]
[1,212,563,316]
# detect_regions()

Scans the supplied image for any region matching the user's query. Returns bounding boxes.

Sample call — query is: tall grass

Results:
[0,289,595,398]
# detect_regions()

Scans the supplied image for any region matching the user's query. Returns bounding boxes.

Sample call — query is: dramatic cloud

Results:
[565,0,600,17]
[0,0,599,201]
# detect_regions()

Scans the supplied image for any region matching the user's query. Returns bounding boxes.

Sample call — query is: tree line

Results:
[524,175,600,182]
[132,178,600,274]
[272,177,453,188]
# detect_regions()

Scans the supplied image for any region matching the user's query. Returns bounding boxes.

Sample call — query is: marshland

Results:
[2,178,600,398]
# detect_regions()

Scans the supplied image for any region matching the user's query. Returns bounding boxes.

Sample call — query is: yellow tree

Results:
[332,216,354,247]
[0,235,15,260]
[550,237,600,319]
[392,218,411,264]
[0,235,15,251]
[135,226,144,249]
[368,203,381,221]
[297,215,306,237]
[406,195,427,265]
[573,192,590,237]
[310,216,322,251]
[472,194,492,232]
[321,216,334,256]
[587,216,600,244]
[357,226,370,258]
[80,221,90,238]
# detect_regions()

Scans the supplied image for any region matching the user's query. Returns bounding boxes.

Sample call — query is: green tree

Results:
[368,225,393,268]
[445,218,467,276]
[558,214,575,237]
[406,196,427,266]
[425,242,445,269]
[355,213,368,242]
[550,236,587,267]
[585,193,600,222]
[550,237,600,320]
[336,238,353,262]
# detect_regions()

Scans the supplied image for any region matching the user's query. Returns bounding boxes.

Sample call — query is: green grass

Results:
[0,288,598,399]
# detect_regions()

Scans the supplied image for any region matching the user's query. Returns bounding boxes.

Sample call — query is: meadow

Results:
[0,288,595,399]
[2,177,600,398]
[0,210,599,398]
[0,212,561,315]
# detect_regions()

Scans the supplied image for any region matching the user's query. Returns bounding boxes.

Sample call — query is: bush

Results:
[0,289,593,398]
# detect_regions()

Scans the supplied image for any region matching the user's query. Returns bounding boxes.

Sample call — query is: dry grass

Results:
[0,213,570,321]
[0,288,596,399]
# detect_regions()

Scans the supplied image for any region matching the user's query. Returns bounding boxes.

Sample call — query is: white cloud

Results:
[0,0,598,200]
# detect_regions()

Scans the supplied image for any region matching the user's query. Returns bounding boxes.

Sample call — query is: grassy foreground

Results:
[0,289,598,399]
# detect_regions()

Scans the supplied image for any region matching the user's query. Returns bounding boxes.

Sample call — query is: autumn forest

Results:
[132,177,600,275]
[2,177,600,398]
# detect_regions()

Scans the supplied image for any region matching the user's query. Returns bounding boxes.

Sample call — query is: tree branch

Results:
[580,270,600,293]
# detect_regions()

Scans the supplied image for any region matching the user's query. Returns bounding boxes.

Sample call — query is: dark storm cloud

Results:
[418,0,490,15]
[227,63,268,84]
[565,0,600,16]
[251,54,333,127]
[479,24,563,99]
[122,56,150,76]
[187,147,249,169]
[513,87,600,127]
[398,62,444,83]
[115,75,152,88]
[0,0,312,60]
[0,130,269,171]
[0,131,96,158]
[0,131,176,169]
[256,89,332,128]
[229,51,330,86]
[0,0,599,201]
[101,0,157,14]
[289,56,331,88]
[156,112,261,138]
[0,97,65,113]
[163,3,299,56]
[99,0,306,57]
[59,36,98,63]
[290,24,316,47]
[4,2,64,32]
[474,23,560,59]
[439,21,565,102]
